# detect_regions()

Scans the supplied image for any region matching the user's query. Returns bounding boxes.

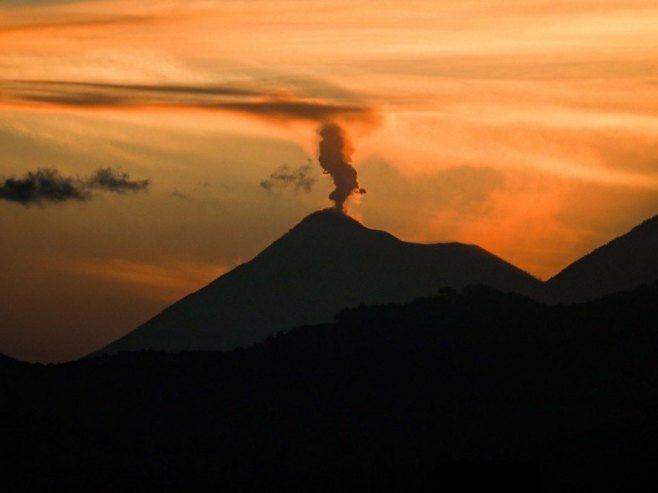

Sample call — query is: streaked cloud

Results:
[0,79,377,124]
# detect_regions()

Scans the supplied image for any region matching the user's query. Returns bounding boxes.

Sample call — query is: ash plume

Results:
[317,123,365,211]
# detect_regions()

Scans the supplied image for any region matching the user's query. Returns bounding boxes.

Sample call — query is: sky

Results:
[2,0,658,362]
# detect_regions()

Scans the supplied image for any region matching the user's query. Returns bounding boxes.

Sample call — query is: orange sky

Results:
[2,0,658,362]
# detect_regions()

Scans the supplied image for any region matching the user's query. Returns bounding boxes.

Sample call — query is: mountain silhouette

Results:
[545,213,658,303]
[95,209,541,355]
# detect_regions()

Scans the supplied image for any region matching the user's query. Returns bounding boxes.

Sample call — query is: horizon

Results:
[2,0,658,362]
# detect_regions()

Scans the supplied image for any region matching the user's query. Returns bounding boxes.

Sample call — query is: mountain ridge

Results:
[545,213,658,303]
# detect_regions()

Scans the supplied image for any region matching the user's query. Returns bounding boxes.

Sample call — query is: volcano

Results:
[95,209,541,355]
[545,213,658,303]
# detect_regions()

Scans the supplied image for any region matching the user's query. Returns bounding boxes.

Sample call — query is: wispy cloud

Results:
[260,164,316,193]
[86,167,149,193]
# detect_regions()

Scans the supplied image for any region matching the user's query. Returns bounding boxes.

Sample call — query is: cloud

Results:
[0,167,149,206]
[0,168,89,205]
[1,79,377,124]
[260,164,316,193]
[215,100,375,123]
[86,168,150,193]
[9,79,258,103]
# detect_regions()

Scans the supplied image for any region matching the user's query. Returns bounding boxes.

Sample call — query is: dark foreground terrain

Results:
[3,283,658,492]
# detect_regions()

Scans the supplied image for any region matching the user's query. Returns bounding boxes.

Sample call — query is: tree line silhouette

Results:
[3,282,658,492]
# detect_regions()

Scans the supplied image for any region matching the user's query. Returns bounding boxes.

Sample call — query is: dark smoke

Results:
[317,123,365,211]
[260,164,316,193]
[0,167,149,206]
[0,168,89,205]
[86,168,150,193]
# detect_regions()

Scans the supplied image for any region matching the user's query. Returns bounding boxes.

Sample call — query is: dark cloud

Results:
[3,80,253,108]
[25,92,128,107]
[1,79,376,124]
[0,167,149,206]
[68,80,257,97]
[0,168,89,205]
[260,164,316,193]
[86,168,150,193]
[317,123,365,211]
[215,100,374,123]
[11,79,258,101]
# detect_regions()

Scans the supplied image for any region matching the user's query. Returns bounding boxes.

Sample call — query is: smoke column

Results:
[318,123,365,212]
